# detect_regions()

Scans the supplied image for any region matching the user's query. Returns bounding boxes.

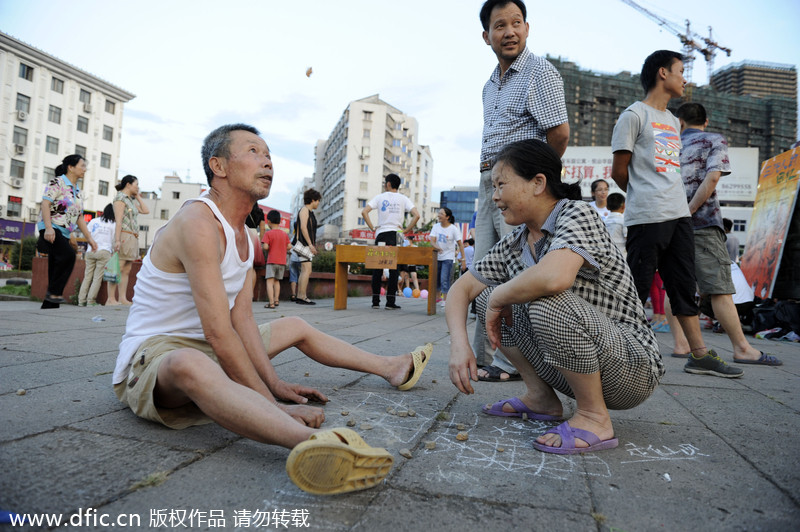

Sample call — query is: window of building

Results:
[13,127,28,146]
[358,199,367,208]
[51,77,64,93]
[392,139,401,147]
[395,123,402,130]
[46,136,59,154]
[172,191,180,199]
[16,93,31,113]
[733,219,747,232]
[363,129,370,138]
[105,100,116,114]
[360,164,368,172]
[361,147,370,157]
[43,167,55,183]
[48,105,62,124]
[139,224,149,233]
[103,125,113,141]
[363,111,372,121]
[100,153,111,168]
[98,180,109,195]
[19,63,34,81]
[160,209,169,220]
[77,116,89,133]
[357,217,365,226]
[75,145,86,157]
[10,159,25,179]
[391,155,401,163]
[7,197,22,218]
[79,89,91,104]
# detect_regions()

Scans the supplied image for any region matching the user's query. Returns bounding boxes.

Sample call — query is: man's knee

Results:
[160,348,220,385]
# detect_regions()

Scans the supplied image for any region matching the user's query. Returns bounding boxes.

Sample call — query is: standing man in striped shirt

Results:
[472,0,570,384]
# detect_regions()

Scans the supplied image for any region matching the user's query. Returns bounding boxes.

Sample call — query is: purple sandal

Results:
[482,397,563,421]
[533,421,618,455]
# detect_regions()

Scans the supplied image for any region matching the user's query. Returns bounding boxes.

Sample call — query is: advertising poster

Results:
[740,148,800,299]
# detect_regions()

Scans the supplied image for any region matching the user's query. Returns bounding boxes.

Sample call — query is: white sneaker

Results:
[439,300,446,308]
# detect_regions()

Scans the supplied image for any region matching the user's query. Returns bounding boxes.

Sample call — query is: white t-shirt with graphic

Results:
[430,223,462,261]
[611,101,690,226]
[367,191,415,236]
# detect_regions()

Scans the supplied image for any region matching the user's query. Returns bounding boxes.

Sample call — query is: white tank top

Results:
[113,196,253,384]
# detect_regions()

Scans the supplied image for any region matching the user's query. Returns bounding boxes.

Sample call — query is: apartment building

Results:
[310,94,433,241]
[0,31,135,238]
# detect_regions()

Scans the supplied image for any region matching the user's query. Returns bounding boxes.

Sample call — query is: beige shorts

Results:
[119,232,139,261]
[114,323,273,429]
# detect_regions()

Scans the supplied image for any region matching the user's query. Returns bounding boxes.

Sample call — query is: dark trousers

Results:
[371,231,398,306]
[626,218,699,317]
[37,229,76,297]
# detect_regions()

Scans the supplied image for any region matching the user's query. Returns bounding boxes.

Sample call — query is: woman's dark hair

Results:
[303,188,321,205]
[54,154,84,177]
[440,207,455,224]
[100,203,115,222]
[115,174,138,191]
[494,139,582,200]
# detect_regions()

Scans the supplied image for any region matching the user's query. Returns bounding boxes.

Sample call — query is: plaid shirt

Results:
[481,48,568,164]
[472,200,663,377]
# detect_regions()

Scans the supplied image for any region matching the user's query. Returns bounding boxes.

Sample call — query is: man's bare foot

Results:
[732,346,765,362]
[386,349,427,388]
[535,410,613,449]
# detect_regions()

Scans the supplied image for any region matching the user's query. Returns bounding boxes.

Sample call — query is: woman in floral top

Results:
[110,175,149,305]
[446,139,662,455]
[37,154,97,308]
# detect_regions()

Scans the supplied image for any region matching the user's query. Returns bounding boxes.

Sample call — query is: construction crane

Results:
[620,0,732,89]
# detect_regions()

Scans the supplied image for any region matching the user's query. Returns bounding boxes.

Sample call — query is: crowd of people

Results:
[25,0,783,497]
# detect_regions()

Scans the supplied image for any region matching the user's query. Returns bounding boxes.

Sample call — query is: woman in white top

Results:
[430,207,465,306]
[588,179,610,220]
[78,204,116,306]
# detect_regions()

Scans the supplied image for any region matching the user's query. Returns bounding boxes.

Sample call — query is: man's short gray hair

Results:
[201,123,260,185]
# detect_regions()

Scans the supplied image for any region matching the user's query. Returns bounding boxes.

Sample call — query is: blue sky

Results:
[2,0,798,212]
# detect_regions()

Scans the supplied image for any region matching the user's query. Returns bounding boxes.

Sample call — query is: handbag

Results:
[253,238,266,267]
[103,252,121,283]
[292,241,314,261]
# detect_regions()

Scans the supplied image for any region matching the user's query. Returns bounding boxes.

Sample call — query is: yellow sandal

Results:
[286,428,393,495]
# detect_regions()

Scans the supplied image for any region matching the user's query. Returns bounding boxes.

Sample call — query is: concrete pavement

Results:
[1,296,798,531]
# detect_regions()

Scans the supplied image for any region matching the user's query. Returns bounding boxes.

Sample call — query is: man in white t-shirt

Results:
[361,173,421,310]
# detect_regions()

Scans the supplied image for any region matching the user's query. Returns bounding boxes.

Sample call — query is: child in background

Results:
[604,193,627,255]
[261,210,291,309]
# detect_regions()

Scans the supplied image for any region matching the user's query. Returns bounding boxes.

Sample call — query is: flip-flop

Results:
[286,428,393,495]
[397,343,432,391]
[733,352,782,366]
[533,421,619,455]
[482,397,563,421]
[477,365,522,382]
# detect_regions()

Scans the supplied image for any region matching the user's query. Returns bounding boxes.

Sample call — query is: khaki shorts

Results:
[265,264,286,279]
[114,323,272,429]
[694,227,734,295]
[119,232,139,261]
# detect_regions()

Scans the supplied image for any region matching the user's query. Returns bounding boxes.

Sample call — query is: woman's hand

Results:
[44,227,55,244]
[486,291,514,351]
[309,244,318,255]
[449,338,478,394]
[114,239,121,252]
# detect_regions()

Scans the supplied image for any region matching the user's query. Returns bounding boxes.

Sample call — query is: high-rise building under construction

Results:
[549,56,798,167]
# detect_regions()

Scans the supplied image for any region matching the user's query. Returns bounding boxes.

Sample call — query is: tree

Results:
[10,237,37,271]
